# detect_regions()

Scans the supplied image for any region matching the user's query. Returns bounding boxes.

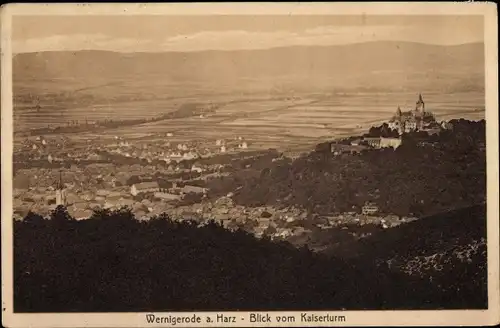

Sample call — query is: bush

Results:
[261,211,272,218]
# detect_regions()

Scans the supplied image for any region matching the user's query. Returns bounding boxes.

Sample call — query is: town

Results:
[12,94,478,248]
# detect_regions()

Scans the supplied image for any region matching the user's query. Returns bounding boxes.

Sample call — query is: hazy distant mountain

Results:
[13,41,485,93]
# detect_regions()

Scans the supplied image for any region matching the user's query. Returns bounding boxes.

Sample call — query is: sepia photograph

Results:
[1,2,499,327]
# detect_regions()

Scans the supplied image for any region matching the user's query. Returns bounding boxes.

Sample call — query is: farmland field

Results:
[13,88,485,152]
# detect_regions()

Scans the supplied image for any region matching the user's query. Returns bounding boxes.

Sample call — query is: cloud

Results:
[12,33,154,53]
[159,24,481,52]
[161,30,300,51]
[159,26,407,52]
[12,24,483,53]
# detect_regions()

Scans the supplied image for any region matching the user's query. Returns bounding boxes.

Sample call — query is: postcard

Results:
[1,2,499,327]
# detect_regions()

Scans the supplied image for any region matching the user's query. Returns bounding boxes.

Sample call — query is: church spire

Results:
[55,169,66,206]
[57,169,63,190]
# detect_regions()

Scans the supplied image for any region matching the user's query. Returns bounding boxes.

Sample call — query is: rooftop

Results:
[133,181,159,190]
[182,185,207,194]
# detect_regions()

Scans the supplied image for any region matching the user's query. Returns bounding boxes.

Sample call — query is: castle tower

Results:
[396,106,402,118]
[55,170,67,206]
[416,94,425,113]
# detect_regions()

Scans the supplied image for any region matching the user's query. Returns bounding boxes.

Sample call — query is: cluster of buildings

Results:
[14,125,257,220]
[330,136,403,156]
[16,131,253,173]
[387,94,449,135]
[16,135,73,160]
[104,136,251,163]
[214,197,418,239]
[14,163,418,240]
[329,94,455,156]
[12,156,224,220]
[106,139,203,164]
[130,181,208,200]
[216,138,248,153]
[331,136,403,156]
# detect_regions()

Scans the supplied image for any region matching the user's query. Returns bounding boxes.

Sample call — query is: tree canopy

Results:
[14,205,487,312]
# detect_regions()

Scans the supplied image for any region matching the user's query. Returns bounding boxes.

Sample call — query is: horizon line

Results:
[12,40,485,56]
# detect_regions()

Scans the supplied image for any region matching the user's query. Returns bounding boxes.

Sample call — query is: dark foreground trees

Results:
[14,205,487,312]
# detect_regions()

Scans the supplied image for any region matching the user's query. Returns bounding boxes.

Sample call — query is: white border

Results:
[1,2,499,327]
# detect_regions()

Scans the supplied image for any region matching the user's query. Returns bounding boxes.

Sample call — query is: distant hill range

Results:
[13,41,485,93]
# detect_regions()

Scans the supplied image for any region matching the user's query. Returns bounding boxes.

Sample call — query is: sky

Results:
[12,15,484,53]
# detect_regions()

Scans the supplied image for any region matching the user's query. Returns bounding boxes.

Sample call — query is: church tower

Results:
[55,170,67,206]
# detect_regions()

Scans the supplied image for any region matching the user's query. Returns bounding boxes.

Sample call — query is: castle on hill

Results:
[388,94,440,135]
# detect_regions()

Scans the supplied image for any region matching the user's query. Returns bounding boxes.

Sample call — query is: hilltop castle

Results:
[388,94,440,135]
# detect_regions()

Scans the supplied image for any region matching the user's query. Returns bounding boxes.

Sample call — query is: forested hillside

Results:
[207,119,486,217]
[14,204,487,312]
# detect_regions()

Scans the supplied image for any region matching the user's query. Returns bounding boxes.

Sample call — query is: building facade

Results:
[362,202,379,216]
[379,137,403,149]
[364,137,382,148]
[130,181,160,196]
